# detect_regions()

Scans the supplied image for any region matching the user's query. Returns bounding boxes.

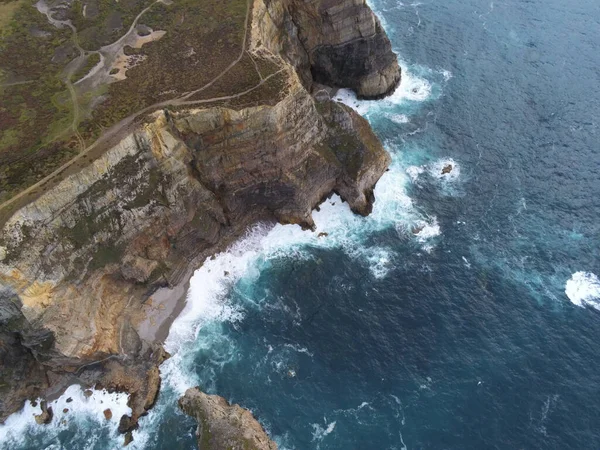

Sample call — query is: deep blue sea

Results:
[3,0,600,448]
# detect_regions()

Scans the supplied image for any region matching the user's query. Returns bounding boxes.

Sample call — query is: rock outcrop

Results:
[0,0,399,438]
[252,0,401,98]
[179,387,278,450]
[34,400,53,425]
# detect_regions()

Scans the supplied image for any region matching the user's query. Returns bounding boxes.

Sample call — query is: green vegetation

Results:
[69,0,153,51]
[72,52,101,82]
[0,0,24,29]
[0,0,292,209]
[82,0,251,139]
[0,1,74,201]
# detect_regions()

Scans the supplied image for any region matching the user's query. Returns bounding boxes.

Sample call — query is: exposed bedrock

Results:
[252,0,401,98]
[0,74,389,425]
[0,0,398,437]
[179,387,278,450]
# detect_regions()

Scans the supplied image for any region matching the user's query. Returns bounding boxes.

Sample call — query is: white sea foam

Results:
[311,420,337,441]
[406,165,425,182]
[415,219,441,240]
[565,272,600,309]
[389,113,410,124]
[284,343,314,357]
[0,385,131,448]
[365,247,393,278]
[334,63,434,115]
[397,216,441,243]
[439,68,453,81]
[406,158,460,185]
[391,68,433,102]
[429,157,461,181]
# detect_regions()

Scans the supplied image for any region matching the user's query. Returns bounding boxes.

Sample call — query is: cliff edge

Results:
[0,0,400,440]
[179,387,278,450]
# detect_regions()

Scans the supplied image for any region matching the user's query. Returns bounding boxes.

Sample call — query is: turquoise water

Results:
[3,0,600,448]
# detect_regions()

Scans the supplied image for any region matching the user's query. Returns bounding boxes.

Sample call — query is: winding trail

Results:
[0,0,259,220]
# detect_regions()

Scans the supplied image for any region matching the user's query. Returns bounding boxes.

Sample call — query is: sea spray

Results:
[0,386,131,449]
[565,272,600,309]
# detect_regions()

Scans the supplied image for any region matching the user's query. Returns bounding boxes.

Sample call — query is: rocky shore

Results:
[179,387,278,450]
[0,0,400,443]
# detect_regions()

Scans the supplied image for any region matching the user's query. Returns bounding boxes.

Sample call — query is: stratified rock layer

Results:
[252,0,401,98]
[0,0,399,436]
[179,387,278,450]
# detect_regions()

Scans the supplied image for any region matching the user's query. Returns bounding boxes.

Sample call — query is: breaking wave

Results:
[565,272,600,309]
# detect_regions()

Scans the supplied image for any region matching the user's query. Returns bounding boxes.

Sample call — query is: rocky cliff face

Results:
[179,387,278,450]
[0,0,399,438]
[252,0,401,98]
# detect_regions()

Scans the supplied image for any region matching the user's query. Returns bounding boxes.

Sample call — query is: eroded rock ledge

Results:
[179,387,278,450]
[252,0,401,98]
[0,0,400,441]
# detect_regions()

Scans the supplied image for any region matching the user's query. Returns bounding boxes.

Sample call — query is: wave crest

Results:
[565,272,600,309]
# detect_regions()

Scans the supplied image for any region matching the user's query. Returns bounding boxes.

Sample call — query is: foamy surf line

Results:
[164,56,451,365]
[0,385,131,449]
[146,55,452,448]
[333,59,449,118]
[159,165,446,400]
[166,171,442,349]
[407,157,462,185]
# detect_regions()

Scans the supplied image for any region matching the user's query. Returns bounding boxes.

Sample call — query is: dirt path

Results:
[0,0,258,221]
[179,0,252,101]
[0,80,35,88]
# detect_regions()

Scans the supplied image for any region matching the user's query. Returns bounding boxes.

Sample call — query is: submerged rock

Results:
[124,431,134,446]
[179,387,278,450]
[412,225,425,235]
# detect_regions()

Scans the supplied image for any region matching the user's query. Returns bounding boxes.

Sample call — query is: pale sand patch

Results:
[109,30,166,81]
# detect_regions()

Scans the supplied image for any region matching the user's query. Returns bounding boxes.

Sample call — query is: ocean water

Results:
[3,0,600,448]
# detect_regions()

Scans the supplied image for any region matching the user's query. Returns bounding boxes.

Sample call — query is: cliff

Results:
[179,387,278,450]
[0,0,399,439]
[252,0,401,98]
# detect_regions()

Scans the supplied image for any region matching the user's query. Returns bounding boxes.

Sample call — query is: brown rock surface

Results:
[252,0,401,98]
[0,0,399,437]
[34,401,53,425]
[179,387,278,450]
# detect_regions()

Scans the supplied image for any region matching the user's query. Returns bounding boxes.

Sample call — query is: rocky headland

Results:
[179,387,278,450]
[0,0,400,443]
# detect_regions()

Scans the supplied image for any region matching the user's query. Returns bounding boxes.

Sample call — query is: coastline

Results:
[0,0,401,442]
[143,216,279,347]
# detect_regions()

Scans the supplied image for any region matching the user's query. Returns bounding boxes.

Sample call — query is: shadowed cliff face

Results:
[0,0,399,435]
[252,0,401,98]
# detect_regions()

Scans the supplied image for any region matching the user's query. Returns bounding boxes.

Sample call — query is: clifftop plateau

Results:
[0,0,400,442]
